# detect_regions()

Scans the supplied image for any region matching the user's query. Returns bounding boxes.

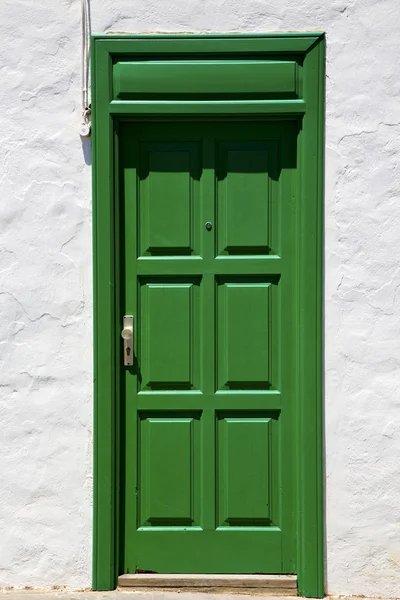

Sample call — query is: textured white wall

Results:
[0,0,399,596]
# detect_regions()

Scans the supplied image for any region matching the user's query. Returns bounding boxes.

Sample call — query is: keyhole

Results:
[205,221,212,231]
[126,347,131,356]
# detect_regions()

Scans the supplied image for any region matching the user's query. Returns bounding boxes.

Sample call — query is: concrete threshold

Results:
[118,574,297,595]
[0,592,398,600]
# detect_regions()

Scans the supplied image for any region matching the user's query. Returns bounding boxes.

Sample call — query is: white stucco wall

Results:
[1,0,400,596]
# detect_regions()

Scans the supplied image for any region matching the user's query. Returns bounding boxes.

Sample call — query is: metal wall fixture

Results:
[80,0,91,137]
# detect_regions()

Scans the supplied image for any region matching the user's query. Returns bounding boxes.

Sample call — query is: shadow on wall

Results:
[82,137,92,166]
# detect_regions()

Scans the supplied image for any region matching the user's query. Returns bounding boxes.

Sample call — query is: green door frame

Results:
[91,33,325,597]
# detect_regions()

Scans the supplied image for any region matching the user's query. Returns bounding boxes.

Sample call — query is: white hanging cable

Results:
[80,0,91,136]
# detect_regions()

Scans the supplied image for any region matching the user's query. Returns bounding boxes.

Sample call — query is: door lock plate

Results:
[121,315,133,366]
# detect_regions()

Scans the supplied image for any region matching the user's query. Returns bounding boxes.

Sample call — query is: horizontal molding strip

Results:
[135,399,281,411]
[133,258,284,276]
[94,35,321,54]
[113,60,298,99]
[109,100,306,115]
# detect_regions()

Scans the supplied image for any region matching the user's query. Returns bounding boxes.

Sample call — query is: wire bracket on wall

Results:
[80,106,91,138]
[80,0,91,137]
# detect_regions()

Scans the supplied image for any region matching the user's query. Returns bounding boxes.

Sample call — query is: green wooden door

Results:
[120,118,298,574]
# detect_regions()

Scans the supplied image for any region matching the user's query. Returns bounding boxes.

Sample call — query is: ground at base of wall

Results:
[0,592,398,600]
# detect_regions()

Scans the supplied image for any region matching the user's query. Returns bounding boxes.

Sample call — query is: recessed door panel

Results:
[138,142,201,256]
[216,142,278,256]
[217,279,277,391]
[139,414,200,527]
[139,279,201,391]
[217,414,277,527]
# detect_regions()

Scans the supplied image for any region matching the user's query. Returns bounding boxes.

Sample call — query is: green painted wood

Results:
[135,257,284,276]
[92,40,118,591]
[217,281,274,390]
[114,61,297,99]
[110,100,306,115]
[138,141,201,256]
[140,281,201,390]
[93,34,320,55]
[92,33,324,596]
[217,416,275,526]
[120,120,297,574]
[296,36,325,599]
[216,141,278,255]
[139,415,201,526]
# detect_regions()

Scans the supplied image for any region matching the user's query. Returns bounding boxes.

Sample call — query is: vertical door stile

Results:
[279,119,298,573]
[121,124,140,568]
[201,131,217,533]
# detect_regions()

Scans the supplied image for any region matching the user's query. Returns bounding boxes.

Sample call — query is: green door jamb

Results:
[91,33,325,597]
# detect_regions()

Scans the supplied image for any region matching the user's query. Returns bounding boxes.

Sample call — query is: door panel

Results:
[120,119,298,574]
[216,141,278,256]
[139,279,201,391]
[138,141,201,256]
[139,414,201,527]
[217,414,276,527]
[216,279,276,391]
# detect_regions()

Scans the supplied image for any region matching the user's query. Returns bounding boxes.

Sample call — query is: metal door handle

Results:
[121,315,133,366]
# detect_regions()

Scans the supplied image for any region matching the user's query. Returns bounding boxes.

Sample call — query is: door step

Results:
[118,574,297,595]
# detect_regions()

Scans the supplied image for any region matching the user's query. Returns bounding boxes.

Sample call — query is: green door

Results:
[120,118,298,574]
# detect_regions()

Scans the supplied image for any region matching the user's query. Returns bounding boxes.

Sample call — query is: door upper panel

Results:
[216,140,279,256]
[138,141,202,257]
